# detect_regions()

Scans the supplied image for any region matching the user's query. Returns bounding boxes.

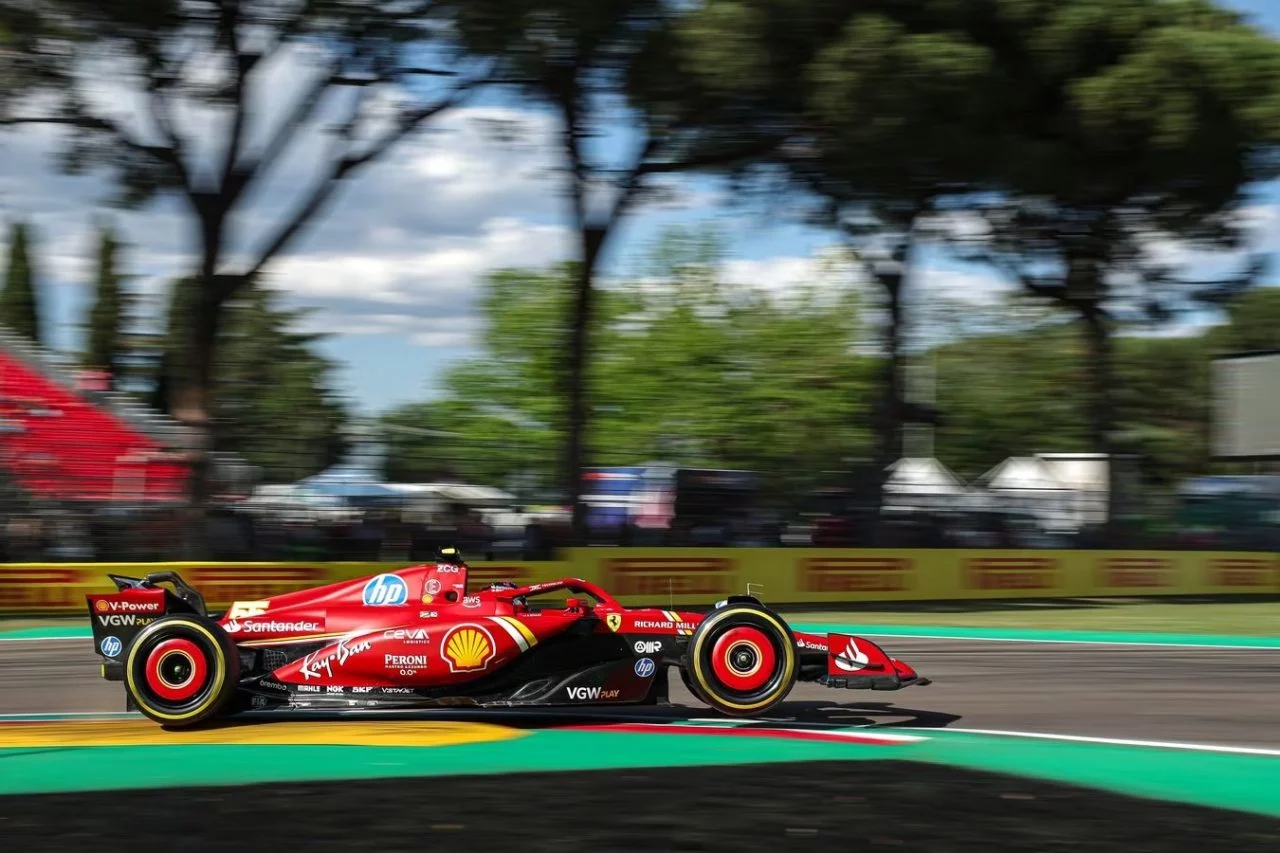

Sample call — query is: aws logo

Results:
[442,625,495,673]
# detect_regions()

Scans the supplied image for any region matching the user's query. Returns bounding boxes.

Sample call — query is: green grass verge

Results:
[780,598,1280,636]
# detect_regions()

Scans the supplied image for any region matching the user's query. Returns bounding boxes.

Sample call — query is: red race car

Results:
[86,548,930,728]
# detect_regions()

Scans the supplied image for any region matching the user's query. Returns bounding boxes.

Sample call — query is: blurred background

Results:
[1,0,1280,563]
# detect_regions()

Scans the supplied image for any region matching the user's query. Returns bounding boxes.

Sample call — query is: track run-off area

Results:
[3,624,1280,820]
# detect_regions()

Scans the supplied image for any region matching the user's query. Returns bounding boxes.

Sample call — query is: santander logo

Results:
[833,639,870,673]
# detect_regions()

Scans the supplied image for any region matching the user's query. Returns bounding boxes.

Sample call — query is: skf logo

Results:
[442,625,495,673]
[604,557,735,597]
[1098,557,1171,588]
[965,557,1058,590]
[606,613,622,632]
[1209,558,1276,588]
[798,557,913,593]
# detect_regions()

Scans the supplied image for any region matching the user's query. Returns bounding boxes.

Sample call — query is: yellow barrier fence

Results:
[566,548,1280,606]
[0,549,1276,615]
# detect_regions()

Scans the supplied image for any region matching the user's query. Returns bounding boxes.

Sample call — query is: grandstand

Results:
[0,325,190,504]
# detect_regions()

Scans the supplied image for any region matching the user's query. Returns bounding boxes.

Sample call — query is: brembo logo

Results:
[964,557,1059,590]
[798,557,913,593]
[604,557,735,597]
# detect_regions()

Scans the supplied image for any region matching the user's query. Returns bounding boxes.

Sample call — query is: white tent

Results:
[882,457,969,512]
[977,456,1080,531]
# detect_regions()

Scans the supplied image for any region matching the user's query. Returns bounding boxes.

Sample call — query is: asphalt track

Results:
[5,637,1280,748]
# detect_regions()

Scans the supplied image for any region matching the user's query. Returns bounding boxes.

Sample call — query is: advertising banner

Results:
[1,550,1277,615]
[564,548,1280,606]
[0,560,564,615]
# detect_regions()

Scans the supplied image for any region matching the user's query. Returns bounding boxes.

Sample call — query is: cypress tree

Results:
[84,221,128,385]
[0,221,42,344]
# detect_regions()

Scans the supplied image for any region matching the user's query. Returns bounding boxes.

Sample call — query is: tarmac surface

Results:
[5,637,1279,747]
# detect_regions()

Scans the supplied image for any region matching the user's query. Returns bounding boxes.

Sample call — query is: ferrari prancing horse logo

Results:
[606,613,622,632]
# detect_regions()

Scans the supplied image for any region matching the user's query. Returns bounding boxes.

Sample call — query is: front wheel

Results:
[685,604,797,717]
[122,614,240,728]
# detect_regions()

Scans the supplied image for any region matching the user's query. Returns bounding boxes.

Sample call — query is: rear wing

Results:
[86,571,210,680]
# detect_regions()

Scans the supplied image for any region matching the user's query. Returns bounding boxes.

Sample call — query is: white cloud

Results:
[267,218,572,309]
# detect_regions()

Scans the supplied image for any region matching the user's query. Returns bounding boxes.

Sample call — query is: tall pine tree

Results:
[84,220,129,386]
[0,221,42,344]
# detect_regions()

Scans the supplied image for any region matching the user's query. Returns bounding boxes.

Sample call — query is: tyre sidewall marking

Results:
[125,620,228,723]
[690,607,796,712]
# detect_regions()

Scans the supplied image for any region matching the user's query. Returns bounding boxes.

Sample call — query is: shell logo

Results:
[442,625,495,673]
[95,600,108,612]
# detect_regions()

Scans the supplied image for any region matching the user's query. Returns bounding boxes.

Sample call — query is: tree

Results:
[0,220,42,343]
[382,231,872,510]
[83,219,130,385]
[0,0,487,502]
[141,276,348,483]
[441,0,793,539]
[955,0,1280,531]
[773,4,1007,501]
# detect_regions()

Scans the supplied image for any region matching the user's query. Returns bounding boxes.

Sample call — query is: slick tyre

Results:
[687,604,797,717]
[123,614,239,728]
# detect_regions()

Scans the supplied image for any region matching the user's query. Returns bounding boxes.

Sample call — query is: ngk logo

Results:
[1098,557,1171,588]
[605,557,735,597]
[1208,558,1276,588]
[798,557,913,593]
[964,557,1059,590]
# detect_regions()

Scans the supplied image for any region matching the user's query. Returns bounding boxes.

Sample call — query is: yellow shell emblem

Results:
[443,625,495,672]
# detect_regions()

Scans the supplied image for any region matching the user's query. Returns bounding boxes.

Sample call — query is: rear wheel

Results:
[686,604,797,717]
[123,615,239,728]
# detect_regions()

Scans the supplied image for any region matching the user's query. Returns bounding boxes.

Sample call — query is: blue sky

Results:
[2,0,1279,416]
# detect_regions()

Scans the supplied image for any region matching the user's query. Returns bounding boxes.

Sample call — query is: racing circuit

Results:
[6,626,1280,851]
[6,633,1280,747]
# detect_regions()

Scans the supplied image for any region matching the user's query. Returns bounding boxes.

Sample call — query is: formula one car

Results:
[85,548,930,727]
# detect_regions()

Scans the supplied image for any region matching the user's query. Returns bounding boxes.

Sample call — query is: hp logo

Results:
[634,657,656,678]
[100,636,123,658]
[362,574,409,606]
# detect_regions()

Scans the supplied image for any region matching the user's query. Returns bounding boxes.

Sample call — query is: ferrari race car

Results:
[86,548,930,727]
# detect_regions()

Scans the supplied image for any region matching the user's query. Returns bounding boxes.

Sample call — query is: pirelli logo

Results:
[186,566,327,605]
[469,565,534,585]
[604,557,736,597]
[0,566,90,610]
[964,557,1059,591]
[1097,557,1171,589]
[797,557,913,593]
[1207,558,1276,588]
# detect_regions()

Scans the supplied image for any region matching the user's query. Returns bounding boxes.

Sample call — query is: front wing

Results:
[795,631,932,691]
